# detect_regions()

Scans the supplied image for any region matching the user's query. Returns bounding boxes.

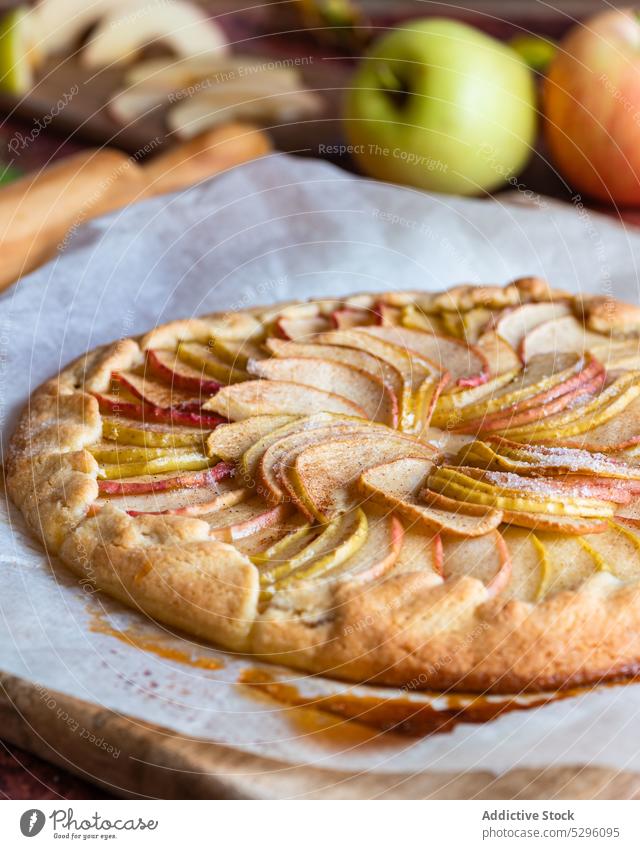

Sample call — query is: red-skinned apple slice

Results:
[97,460,234,495]
[101,416,209,449]
[113,370,202,409]
[203,380,367,420]
[247,356,398,426]
[495,301,572,351]
[147,348,221,394]
[357,325,489,387]
[98,484,249,516]
[520,314,606,362]
[206,498,290,541]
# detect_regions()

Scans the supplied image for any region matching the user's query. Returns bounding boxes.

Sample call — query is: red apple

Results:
[147,349,221,394]
[543,8,640,205]
[94,390,225,429]
[97,460,234,496]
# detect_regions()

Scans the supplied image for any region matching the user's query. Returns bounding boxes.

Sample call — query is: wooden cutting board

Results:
[1,670,639,799]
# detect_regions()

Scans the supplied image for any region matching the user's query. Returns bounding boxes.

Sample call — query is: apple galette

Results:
[9,277,640,693]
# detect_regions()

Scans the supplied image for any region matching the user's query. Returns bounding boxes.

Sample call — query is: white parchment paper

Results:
[2,154,640,777]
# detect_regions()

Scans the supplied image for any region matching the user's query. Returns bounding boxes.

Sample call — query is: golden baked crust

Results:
[8,279,640,693]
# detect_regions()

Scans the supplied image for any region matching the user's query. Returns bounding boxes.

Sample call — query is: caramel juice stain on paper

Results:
[88,609,224,671]
[237,667,605,739]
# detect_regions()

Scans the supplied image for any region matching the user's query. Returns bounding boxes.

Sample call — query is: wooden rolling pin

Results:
[0,123,271,292]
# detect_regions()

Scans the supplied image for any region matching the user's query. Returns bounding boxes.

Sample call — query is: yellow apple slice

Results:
[251,521,315,567]
[210,336,265,369]
[177,341,249,384]
[101,416,207,449]
[97,450,211,480]
[553,394,640,452]
[261,510,367,590]
[206,414,298,461]
[248,356,397,426]
[533,532,604,598]
[204,380,366,421]
[428,467,616,518]
[89,442,174,463]
[402,304,449,335]
[501,371,640,440]
[589,337,640,370]
[288,435,435,520]
[430,369,519,428]
[501,511,609,534]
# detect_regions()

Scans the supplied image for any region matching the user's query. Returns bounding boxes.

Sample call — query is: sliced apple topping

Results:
[276,315,332,340]
[357,324,489,387]
[247,356,398,426]
[475,330,522,377]
[331,307,377,329]
[459,438,640,485]
[520,314,606,362]
[206,499,290,542]
[147,348,222,394]
[314,328,447,433]
[97,450,212,480]
[287,434,435,521]
[442,531,512,596]
[101,416,209,449]
[427,466,624,519]
[495,301,572,352]
[94,383,224,429]
[97,460,234,496]
[206,415,298,461]
[204,380,367,421]
[361,457,504,537]
[177,341,250,384]
[113,370,203,409]
[99,483,248,517]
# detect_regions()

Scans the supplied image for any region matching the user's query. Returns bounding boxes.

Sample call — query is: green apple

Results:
[0,6,35,94]
[344,18,537,195]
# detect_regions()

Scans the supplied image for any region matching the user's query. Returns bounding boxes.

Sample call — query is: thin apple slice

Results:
[457,369,604,435]
[428,466,619,517]
[463,438,640,483]
[501,371,640,441]
[239,413,358,482]
[276,315,332,340]
[532,532,607,598]
[203,380,366,421]
[206,415,298,461]
[100,484,248,517]
[101,416,208,449]
[331,308,376,329]
[210,337,265,369]
[495,301,572,351]
[177,341,249,384]
[402,304,449,336]
[314,328,446,433]
[260,509,368,590]
[357,325,489,387]
[376,302,404,327]
[289,435,435,520]
[475,330,522,376]
[361,457,503,537]
[394,527,444,576]
[248,357,397,426]
[501,510,609,535]
[147,348,221,394]
[94,390,224,429]
[265,338,403,409]
[257,422,393,504]
[88,442,172,463]
[97,461,233,496]
[520,314,606,362]
[98,450,211,480]
[113,370,202,409]
[430,369,520,428]
[442,531,511,596]
[553,394,640,452]
[206,499,289,541]
[251,520,316,567]
[590,337,640,370]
